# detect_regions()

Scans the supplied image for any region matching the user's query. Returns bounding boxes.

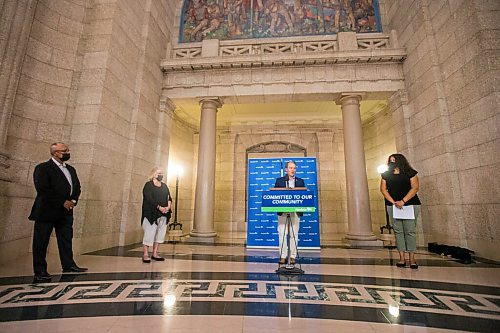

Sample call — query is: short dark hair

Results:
[286,160,296,168]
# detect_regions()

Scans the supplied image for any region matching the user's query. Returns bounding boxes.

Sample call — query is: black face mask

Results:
[156,175,164,182]
[388,161,396,172]
[61,153,71,162]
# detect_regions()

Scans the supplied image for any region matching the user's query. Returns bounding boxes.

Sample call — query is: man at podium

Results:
[274,161,305,265]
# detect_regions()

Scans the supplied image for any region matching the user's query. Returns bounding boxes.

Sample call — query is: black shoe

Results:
[395,262,406,268]
[62,266,88,273]
[33,272,51,283]
[151,256,165,261]
[142,257,151,263]
[410,262,419,269]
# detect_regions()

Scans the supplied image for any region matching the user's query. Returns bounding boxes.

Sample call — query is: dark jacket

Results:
[29,159,81,222]
[141,180,172,225]
[274,175,305,216]
[274,175,305,189]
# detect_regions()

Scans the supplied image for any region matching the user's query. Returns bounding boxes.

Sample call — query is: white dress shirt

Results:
[52,157,73,195]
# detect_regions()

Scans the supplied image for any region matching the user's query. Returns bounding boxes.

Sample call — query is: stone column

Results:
[190,97,222,239]
[0,0,38,180]
[337,94,382,246]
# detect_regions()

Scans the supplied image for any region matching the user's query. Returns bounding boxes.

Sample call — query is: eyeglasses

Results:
[54,150,70,153]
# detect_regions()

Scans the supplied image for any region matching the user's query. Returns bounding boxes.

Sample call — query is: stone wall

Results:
[166,114,196,234]
[362,105,397,236]
[0,0,86,261]
[0,0,176,263]
[68,0,175,252]
[381,0,499,259]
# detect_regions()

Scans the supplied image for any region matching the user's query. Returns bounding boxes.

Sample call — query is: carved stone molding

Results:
[159,96,176,118]
[247,141,306,154]
[162,33,406,73]
[388,89,408,110]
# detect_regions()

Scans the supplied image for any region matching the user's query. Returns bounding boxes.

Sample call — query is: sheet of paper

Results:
[393,205,415,219]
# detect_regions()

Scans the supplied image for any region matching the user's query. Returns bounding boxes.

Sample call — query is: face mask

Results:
[388,161,396,172]
[156,175,163,182]
[61,153,71,162]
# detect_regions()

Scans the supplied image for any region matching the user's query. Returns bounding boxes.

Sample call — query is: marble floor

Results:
[0,240,499,332]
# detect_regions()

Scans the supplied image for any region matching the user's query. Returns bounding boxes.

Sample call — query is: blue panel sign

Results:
[247,157,320,249]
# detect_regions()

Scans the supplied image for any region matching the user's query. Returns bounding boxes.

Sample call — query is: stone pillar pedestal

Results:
[337,94,382,247]
[190,97,222,239]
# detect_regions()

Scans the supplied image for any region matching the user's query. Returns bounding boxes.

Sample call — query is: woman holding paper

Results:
[380,154,421,269]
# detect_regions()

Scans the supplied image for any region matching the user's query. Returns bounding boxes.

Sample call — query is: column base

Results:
[343,239,384,247]
[187,235,218,243]
[189,230,218,239]
[343,233,384,247]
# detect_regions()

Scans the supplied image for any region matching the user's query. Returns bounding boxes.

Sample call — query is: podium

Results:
[261,188,316,275]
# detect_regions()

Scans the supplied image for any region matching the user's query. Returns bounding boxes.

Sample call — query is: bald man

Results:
[29,142,87,282]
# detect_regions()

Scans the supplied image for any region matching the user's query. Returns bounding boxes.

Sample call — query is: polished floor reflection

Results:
[0,241,499,332]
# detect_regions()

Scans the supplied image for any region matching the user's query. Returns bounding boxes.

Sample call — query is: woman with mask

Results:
[141,167,172,263]
[380,154,421,269]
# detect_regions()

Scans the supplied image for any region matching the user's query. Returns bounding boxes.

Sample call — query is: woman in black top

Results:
[141,167,172,263]
[380,154,421,269]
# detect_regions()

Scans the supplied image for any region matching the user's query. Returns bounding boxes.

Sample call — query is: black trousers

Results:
[32,215,75,275]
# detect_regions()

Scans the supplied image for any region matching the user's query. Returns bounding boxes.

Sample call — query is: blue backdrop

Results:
[247,157,320,249]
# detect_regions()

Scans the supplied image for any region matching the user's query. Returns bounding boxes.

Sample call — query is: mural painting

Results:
[180,0,380,42]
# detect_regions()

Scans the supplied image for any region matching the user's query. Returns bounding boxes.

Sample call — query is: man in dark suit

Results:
[274,160,305,265]
[29,142,88,282]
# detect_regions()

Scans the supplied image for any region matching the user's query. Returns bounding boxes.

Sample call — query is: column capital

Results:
[335,93,363,106]
[388,89,408,110]
[199,97,223,109]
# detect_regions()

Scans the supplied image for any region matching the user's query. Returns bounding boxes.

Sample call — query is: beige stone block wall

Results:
[214,131,238,237]
[167,117,196,235]
[81,0,174,251]
[0,0,86,263]
[382,0,500,259]
[362,106,397,235]
[316,130,348,241]
[0,0,176,263]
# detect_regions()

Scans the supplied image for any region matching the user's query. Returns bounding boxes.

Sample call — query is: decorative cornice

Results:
[161,33,406,73]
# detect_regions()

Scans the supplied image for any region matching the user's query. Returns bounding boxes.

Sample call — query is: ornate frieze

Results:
[162,33,405,73]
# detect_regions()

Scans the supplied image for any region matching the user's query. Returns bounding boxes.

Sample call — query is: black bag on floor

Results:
[428,242,474,264]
